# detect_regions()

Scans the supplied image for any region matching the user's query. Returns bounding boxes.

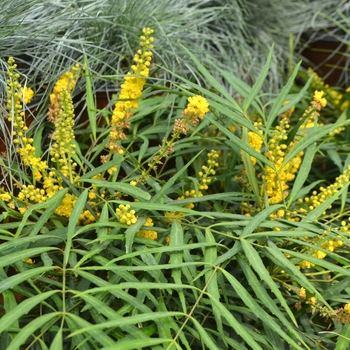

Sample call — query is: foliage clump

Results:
[0,25,350,350]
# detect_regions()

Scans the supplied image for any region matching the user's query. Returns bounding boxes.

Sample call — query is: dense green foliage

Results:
[1,1,350,349]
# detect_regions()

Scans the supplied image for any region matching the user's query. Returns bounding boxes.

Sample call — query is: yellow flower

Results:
[0,193,11,202]
[184,96,209,119]
[313,90,327,108]
[109,28,154,146]
[344,303,350,314]
[136,218,157,240]
[21,87,34,105]
[244,130,263,165]
[55,193,77,218]
[116,204,138,225]
[299,287,306,299]
[50,63,81,104]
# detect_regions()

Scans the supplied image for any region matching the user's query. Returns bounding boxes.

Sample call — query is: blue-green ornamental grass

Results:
[1,25,350,350]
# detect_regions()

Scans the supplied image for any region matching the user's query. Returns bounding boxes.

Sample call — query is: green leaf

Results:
[241,240,297,326]
[265,61,301,132]
[65,313,116,347]
[151,151,202,203]
[64,188,89,266]
[0,291,59,334]
[237,255,307,347]
[83,56,96,141]
[76,292,154,340]
[189,316,220,350]
[335,323,350,350]
[0,247,59,269]
[281,120,350,169]
[241,127,261,205]
[302,186,347,223]
[7,313,61,350]
[169,221,187,313]
[15,189,68,238]
[206,115,274,169]
[243,45,274,113]
[209,61,263,114]
[49,328,63,350]
[204,229,225,344]
[206,284,263,350]
[2,290,19,329]
[77,155,123,181]
[101,339,173,350]
[287,142,316,207]
[0,266,55,293]
[81,179,151,201]
[125,217,146,254]
[180,45,242,112]
[221,268,305,350]
[241,204,283,237]
[266,241,330,307]
[68,312,185,337]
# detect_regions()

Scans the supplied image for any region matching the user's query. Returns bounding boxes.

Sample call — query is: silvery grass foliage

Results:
[1,41,350,349]
[0,0,348,95]
[0,0,348,152]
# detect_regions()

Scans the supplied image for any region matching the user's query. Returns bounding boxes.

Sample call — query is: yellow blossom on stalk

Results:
[165,211,185,222]
[308,68,349,111]
[109,28,154,151]
[242,124,263,165]
[116,204,138,225]
[136,217,157,240]
[313,90,327,108]
[344,303,350,314]
[299,233,343,269]
[54,193,77,218]
[183,96,210,119]
[263,117,303,204]
[49,88,77,180]
[107,166,117,175]
[79,209,99,225]
[6,57,77,218]
[0,192,12,202]
[50,63,81,104]
[198,150,220,190]
[141,94,209,184]
[6,57,48,183]
[302,165,350,211]
[20,86,34,105]
[299,287,306,299]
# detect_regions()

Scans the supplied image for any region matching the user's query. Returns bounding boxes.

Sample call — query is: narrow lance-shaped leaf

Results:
[237,254,307,347]
[265,61,302,133]
[241,239,298,326]
[204,228,225,344]
[241,204,283,237]
[169,221,187,313]
[221,268,306,350]
[83,55,96,141]
[287,142,316,207]
[243,45,274,113]
[64,188,89,267]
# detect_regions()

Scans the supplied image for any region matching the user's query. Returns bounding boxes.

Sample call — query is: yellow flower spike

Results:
[49,64,82,104]
[109,28,154,151]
